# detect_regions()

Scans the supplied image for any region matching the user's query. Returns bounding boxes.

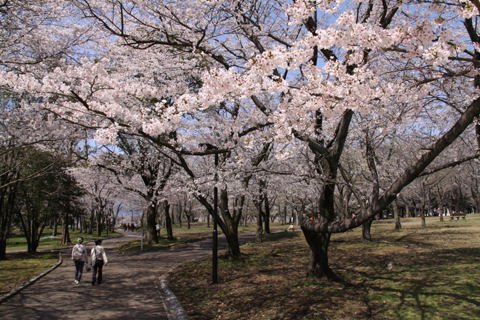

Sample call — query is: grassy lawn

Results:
[0,251,59,295]
[167,217,480,320]
[116,221,290,252]
[6,227,122,251]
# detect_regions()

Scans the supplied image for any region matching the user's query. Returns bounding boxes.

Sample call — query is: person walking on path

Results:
[71,237,88,284]
[91,239,108,286]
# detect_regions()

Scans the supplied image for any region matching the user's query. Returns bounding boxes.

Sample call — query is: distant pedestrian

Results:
[91,239,108,286]
[156,223,161,237]
[71,237,88,284]
[126,223,130,231]
[131,223,135,232]
[123,223,127,232]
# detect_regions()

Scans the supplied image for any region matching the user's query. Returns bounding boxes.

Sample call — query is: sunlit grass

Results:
[168,217,480,320]
[6,227,122,251]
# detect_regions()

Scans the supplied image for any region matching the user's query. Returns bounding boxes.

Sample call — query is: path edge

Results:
[0,252,63,305]
[155,254,210,320]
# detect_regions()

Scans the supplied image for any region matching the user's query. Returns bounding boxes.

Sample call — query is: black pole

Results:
[213,153,218,284]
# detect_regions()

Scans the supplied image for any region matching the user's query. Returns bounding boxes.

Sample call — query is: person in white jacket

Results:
[71,237,88,284]
[90,239,108,286]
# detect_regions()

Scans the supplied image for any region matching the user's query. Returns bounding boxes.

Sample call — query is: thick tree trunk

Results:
[0,188,14,260]
[254,197,264,243]
[28,224,45,254]
[362,218,374,243]
[146,203,158,245]
[264,193,271,234]
[177,204,182,228]
[0,241,6,260]
[164,201,174,240]
[221,192,244,259]
[255,207,263,243]
[303,228,340,280]
[421,208,426,227]
[195,187,244,259]
[393,199,402,231]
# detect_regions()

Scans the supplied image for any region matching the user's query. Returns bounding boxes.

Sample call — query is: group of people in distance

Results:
[71,237,108,286]
[122,223,138,232]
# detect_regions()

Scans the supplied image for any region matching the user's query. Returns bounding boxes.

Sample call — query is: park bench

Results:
[450,213,466,220]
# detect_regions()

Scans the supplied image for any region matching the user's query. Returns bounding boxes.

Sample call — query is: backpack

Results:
[73,245,84,261]
[93,246,103,262]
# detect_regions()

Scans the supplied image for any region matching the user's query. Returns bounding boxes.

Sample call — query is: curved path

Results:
[0,230,254,320]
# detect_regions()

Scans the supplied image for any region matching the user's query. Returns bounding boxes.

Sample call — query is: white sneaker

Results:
[75,280,79,284]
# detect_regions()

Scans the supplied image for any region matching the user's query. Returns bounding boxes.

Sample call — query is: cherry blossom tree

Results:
[3,0,480,278]
[96,135,177,243]
[189,0,480,278]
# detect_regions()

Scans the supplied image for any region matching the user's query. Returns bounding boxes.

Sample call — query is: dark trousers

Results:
[74,261,85,281]
[92,260,104,284]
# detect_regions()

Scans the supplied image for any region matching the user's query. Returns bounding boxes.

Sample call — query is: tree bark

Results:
[255,201,263,243]
[303,228,340,281]
[164,200,174,240]
[362,218,374,243]
[61,211,71,246]
[264,193,271,234]
[393,198,402,230]
[0,185,16,260]
[437,187,444,221]
[146,202,159,245]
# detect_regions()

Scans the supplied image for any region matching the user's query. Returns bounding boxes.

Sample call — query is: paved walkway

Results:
[0,230,254,320]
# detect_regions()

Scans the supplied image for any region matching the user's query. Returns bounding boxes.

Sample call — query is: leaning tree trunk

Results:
[195,188,244,259]
[164,200,174,240]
